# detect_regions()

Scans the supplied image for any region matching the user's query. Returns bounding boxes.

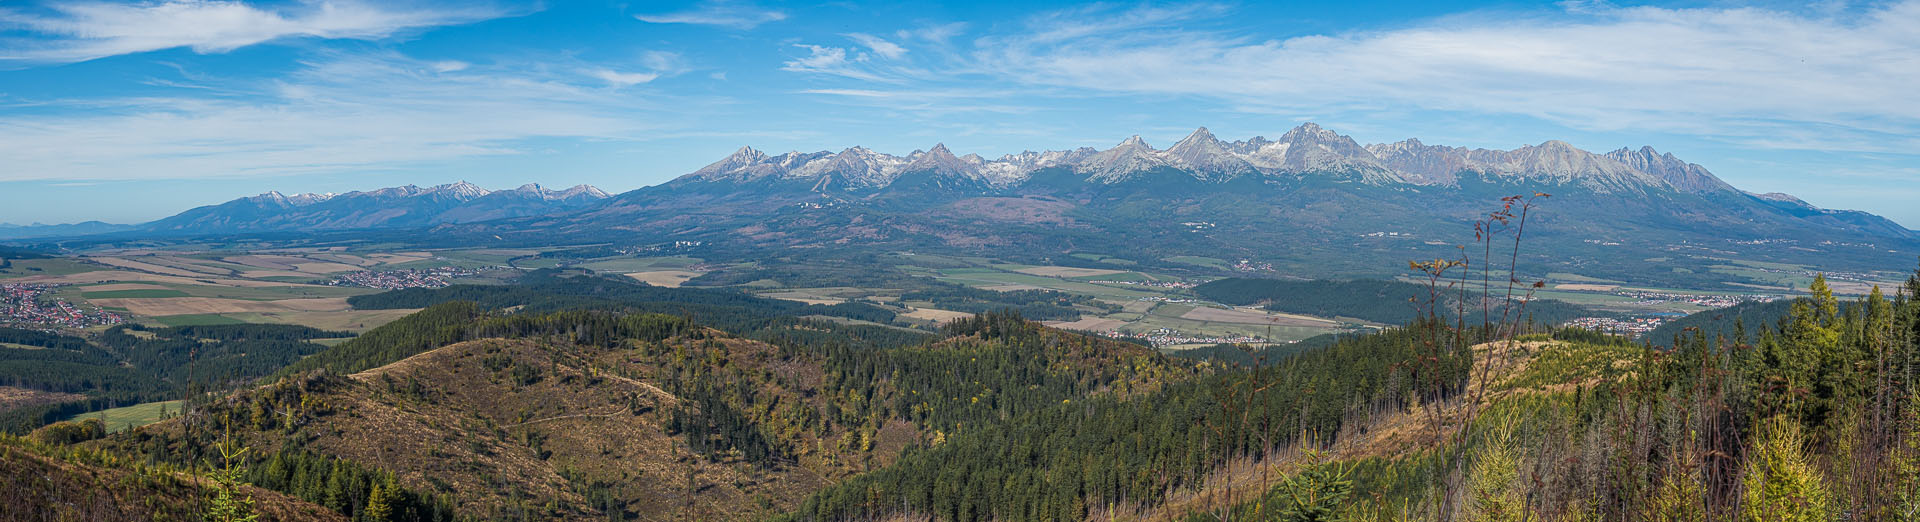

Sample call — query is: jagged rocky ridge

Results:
[685,123,1745,196]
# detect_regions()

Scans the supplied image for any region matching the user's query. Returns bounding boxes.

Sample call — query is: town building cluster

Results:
[1089,279,1198,290]
[1231,259,1274,272]
[1,282,124,330]
[325,267,484,290]
[1563,316,1668,337]
[1614,290,1778,308]
[1123,328,1269,348]
[617,241,707,255]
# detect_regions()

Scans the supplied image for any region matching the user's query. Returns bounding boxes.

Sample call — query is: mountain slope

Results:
[141,181,610,235]
[467,122,1915,289]
[0,221,137,240]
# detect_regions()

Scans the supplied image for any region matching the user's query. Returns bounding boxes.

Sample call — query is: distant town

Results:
[1614,290,1779,308]
[1123,328,1271,348]
[325,267,487,290]
[1564,316,1669,337]
[1,282,124,330]
[1088,279,1199,290]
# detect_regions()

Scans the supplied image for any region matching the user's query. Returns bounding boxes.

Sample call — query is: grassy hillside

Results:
[0,323,342,434]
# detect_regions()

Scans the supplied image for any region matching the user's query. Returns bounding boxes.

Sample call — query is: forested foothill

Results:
[0,323,343,433]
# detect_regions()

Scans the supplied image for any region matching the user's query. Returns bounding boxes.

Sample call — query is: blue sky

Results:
[2,0,1917,227]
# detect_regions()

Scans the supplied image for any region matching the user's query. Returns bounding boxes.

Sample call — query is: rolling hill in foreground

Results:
[83,307,1186,520]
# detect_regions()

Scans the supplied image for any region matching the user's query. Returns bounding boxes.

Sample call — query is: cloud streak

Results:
[959,2,1920,152]
[0,1,506,63]
[846,33,906,59]
[635,1,785,29]
[783,2,1920,154]
[0,51,664,182]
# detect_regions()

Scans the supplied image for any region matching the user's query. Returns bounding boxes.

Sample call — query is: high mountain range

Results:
[686,124,1738,195]
[7,123,1915,287]
[489,123,1913,287]
[628,123,1911,240]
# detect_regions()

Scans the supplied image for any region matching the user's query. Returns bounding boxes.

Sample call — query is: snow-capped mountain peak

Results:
[672,122,1744,194]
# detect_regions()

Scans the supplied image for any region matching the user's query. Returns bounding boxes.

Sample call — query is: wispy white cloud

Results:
[0,1,507,63]
[0,51,666,182]
[952,1,1920,153]
[635,1,785,29]
[781,44,896,83]
[846,33,906,59]
[639,50,687,75]
[589,68,658,87]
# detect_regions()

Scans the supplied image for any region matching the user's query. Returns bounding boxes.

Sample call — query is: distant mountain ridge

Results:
[683,123,1771,196]
[661,122,1913,242]
[459,121,1920,288]
[137,182,609,236]
[0,221,138,240]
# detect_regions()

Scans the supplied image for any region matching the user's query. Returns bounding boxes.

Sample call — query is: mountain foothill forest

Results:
[4,125,1920,521]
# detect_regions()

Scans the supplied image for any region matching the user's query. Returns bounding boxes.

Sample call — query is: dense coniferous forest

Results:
[781,321,1467,521]
[1643,298,1800,347]
[0,323,342,433]
[898,284,1117,321]
[347,269,900,325]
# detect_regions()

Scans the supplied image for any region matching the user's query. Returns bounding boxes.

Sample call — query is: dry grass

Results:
[85,257,210,278]
[0,386,84,413]
[1014,266,1129,278]
[88,297,351,316]
[901,307,974,323]
[141,256,242,276]
[759,292,847,306]
[1044,317,1128,331]
[290,262,363,274]
[77,283,175,292]
[365,253,432,265]
[238,269,323,279]
[307,253,380,266]
[224,255,303,270]
[222,308,419,333]
[624,270,704,287]
[1178,306,1338,327]
[13,269,316,288]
